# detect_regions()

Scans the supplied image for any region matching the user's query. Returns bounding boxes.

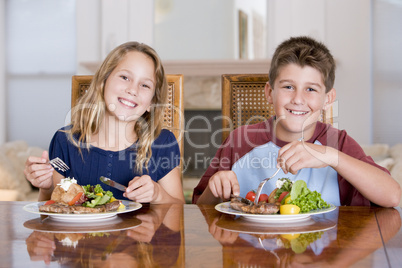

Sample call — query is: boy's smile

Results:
[266,63,336,142]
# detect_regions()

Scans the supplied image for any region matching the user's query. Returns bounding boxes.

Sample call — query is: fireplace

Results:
[183,110,222,178]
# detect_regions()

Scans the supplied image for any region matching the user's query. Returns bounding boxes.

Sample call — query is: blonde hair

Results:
[69,41,167,174]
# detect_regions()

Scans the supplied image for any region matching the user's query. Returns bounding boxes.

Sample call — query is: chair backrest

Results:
[221,74,333,141]
[71,74,184,175]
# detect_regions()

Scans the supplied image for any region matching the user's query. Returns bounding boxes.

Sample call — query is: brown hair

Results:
[269,36,336,92]
[69,41,167,174]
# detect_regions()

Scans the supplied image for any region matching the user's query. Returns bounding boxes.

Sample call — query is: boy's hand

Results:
[208,170,240,201]
[278,140,336,174]
[209,216,239,245]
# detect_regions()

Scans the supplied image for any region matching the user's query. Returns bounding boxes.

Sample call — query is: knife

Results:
[100,176,127,192]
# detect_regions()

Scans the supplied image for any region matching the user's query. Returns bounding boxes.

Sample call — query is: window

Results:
[6,0,76,148]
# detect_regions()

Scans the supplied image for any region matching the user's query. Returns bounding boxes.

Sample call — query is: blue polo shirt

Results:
[232,141,340,206]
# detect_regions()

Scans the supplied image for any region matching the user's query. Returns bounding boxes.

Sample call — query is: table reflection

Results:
[199,205,401,267]
[24,204,184,267]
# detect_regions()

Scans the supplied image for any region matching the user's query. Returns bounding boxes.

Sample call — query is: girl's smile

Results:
[104,51,156,122]
[118,97,137,108]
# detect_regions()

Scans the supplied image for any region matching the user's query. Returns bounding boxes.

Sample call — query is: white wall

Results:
[267,0,372,145]
[154,0,235,61]
[153,0,267,61]
[0,1,5,144]
[326,0,372,145]
[75,0,101,75]
[373,0,402,146]
[267,0,325,56]
[5,0,76,149]
[77,0,154,74]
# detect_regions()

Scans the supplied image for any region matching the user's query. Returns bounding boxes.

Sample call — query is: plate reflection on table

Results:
[24,204,184,267]
[216,213,337,234]
[215,213,337,254]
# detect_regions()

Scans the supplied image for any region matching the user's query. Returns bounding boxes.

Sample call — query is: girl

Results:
[24,42,185,204]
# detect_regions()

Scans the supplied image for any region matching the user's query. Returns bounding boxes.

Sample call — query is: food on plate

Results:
[279,204,301,215]
[230,196,279,214]
[245,191,256,202]
[268,178,293,204]
[229,178,330,215]
[50,180,85,206]
[39,178,121,214]
[271,178,330,213]
[39,200,121,214]
[245,191,269,203]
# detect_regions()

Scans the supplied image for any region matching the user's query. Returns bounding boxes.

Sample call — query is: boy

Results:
[193,36,400,207]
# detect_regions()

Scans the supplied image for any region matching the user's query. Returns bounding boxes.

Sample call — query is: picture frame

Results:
[238,10,248,59]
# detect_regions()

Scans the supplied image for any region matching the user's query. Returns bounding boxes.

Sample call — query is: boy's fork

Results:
[253,137,302,205]
[49,157,70,172]
[254,167,281,205]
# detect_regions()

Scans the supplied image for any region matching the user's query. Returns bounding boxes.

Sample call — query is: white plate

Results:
[215,202,337,223]
[23,200,142,222]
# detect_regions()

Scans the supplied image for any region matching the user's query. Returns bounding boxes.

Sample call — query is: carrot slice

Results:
[44,200,55,205]
[68,192,83,206]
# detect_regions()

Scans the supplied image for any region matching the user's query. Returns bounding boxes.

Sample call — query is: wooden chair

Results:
[221,74,333,141]
[71,74,184,175]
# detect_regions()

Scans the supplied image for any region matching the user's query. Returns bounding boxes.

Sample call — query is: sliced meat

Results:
[39,202,71,213]
[241,202,279,214]
[230,197,279,214]
[39,200,121,214]
[230,198,248,211]
[105,200,121,211]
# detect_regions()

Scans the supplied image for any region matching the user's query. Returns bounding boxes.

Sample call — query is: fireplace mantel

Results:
[80,59,271,110]
[81,59,271,77]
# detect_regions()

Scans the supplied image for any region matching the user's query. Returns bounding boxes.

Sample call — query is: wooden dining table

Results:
[0,201,401,267]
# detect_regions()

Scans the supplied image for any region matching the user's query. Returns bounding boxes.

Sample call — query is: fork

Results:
[254,137,303,205]
[254,167,281,205]
[49,157,70,172]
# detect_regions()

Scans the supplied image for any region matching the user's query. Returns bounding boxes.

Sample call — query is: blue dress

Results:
[49,127,180,200]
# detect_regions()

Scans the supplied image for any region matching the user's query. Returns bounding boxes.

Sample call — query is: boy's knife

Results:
[100,176,127,192]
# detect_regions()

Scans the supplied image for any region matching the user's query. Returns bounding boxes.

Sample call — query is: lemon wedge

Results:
[280,204,300,215]
[118,202,126,210]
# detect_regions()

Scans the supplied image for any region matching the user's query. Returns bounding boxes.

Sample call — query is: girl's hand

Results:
[25,231,56,265]
[126,212,160,242]
[208,170,240,201]
[24,151,54,190]
[278,140,335,174]
[124,175,158,203]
